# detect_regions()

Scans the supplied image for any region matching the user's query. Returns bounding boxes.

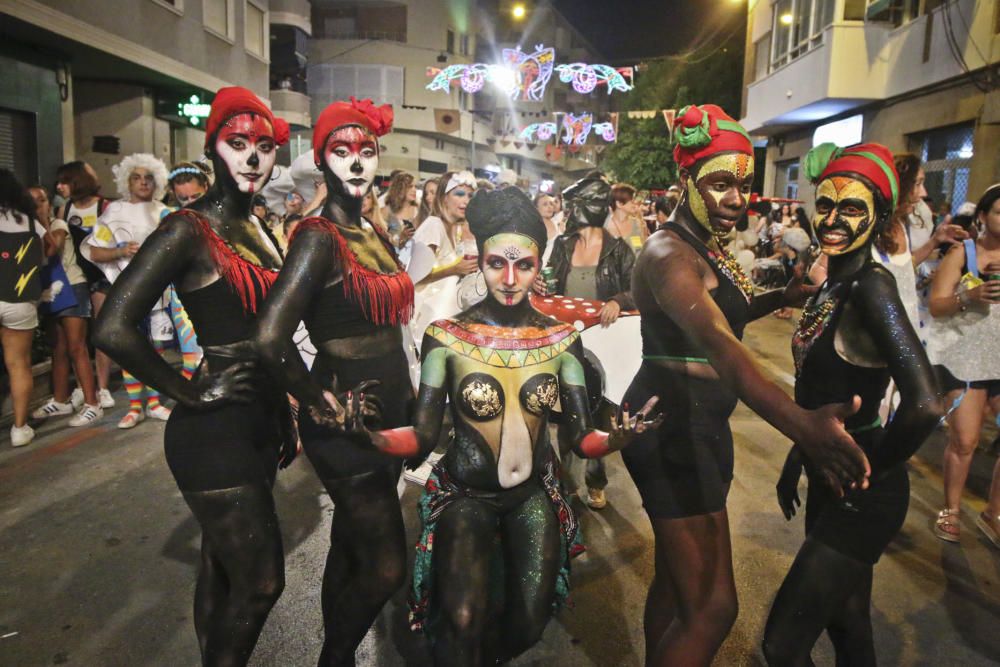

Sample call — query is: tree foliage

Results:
[601,29,745,190]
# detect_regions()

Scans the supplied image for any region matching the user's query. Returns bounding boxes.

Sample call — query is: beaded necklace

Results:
[707,245,754,303]
[791,293,837,376]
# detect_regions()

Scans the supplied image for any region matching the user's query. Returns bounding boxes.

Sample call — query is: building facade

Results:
[741,0,999,214]
[0,0,273,188]
[305,0,609,189]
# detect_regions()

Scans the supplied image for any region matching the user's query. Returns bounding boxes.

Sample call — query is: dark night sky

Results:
[551,0,745,62]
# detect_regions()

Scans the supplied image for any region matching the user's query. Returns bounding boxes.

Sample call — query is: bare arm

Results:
[854,268,944,476]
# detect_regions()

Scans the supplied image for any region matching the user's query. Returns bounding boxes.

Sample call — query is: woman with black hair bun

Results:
[94,87,294,666]
[351,186,660,666]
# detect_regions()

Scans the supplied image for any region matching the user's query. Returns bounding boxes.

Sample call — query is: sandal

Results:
[975,512,1000,549]
[934,508,961,543]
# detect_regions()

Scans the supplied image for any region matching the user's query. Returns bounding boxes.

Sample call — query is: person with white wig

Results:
[82,153,175,428]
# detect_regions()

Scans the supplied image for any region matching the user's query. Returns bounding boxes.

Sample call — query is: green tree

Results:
[602,29,745,190]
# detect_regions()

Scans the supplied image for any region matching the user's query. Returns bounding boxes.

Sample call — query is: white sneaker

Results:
[68,404,104,427]
[117,411,145,429]
[98,388,115,409]
[31,399,73,420]
[146,405,172,421]
[71,387,84,409]
[10,424,34,447]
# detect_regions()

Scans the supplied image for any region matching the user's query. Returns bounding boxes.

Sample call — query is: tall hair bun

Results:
[466,187,547,254]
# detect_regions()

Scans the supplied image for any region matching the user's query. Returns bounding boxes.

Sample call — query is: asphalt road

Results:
[2,316,999,666]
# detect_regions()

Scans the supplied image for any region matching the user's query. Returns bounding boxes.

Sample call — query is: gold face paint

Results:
[813,176,876,256]
[687,153,754,236]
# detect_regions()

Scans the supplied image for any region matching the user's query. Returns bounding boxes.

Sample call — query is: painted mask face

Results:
[813,175,877,256]
[214,113,277,195]
[482,233,540,307]
[686,152,754,237]
[128,168,156,202]
[565,180,611,229]
[323,126,378,199]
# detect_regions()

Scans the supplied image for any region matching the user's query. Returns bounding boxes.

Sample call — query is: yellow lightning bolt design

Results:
[15,238,33,264]
[14,267,37,297]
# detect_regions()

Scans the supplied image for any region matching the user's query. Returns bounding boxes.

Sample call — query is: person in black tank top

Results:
[621,104,871,667]
[254,98,415,667]
[762,143,942,666]
[94,87,293,666]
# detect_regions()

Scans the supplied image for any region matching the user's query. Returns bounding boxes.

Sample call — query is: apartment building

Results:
[0,0,274,188]
[741,0,999,213]
[306,0,608,187]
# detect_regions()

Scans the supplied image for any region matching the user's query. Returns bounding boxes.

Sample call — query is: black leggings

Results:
[297,350,412,666]
[430,477,562,666]
[163,354,286,666]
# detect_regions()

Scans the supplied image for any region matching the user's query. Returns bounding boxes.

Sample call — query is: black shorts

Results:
[299,348,413,480]
[935,365,1000,398]
[805,430,909,565]
[621,362,738,519]
[164,355,284,492]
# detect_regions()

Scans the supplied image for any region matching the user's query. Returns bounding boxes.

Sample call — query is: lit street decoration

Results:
[425,45,632,98]
[555,64,633,95]
[593,121,616,142]
[519,122,558,141]
[562,113,593,145]
[177,94,211,126]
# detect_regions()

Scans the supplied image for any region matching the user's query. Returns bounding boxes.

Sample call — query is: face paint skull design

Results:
[323,126,378,199]
[813,175,877,256]
[214,113,277,195]
[686,152,754,237]
[481,233,540,307]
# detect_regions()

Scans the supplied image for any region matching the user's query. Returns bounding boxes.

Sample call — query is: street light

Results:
[780,12,794,25]
[512,3,526,20]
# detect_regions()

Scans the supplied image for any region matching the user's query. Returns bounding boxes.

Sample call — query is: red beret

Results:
[203,86,289,149]
[312,97,394,165]
[805,142,899,208]
[672,104,753,169]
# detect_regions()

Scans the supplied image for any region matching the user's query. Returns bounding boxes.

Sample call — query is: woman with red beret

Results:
[254,97,414,666]
[621,104,871,665]
[763,143,942,665]
[95,87,294,666]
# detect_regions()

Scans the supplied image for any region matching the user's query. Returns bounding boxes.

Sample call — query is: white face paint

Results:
[213,113,277,195]
[323,126,378,199]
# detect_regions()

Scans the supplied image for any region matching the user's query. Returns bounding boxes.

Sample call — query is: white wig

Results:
[112,153,169,201]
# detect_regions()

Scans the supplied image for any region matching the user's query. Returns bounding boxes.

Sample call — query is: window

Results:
[460,34,470,56]
[770,0,833,71]
[913,122,975,215]
[0,108,38,186]
[150,0,183,14]
[308,64,405,110]
[753,33,771,82]
[774,159,800,200]
[245,1,267,59]
[312,3,406,41]
[864,0,921,27]
[446,29,455,54]
[204,0,234,41]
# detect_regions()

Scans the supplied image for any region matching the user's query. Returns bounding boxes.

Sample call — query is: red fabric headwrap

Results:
[672,104,754,169]
[312,97,394,165]
[815,143,899,209]
[203,86,289,149]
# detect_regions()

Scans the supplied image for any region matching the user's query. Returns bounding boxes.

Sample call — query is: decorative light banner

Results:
[555,64,633,95]
[517,112,618,145]
[562,113,593,146]
[519,122,558,142]
[426,44,633,98]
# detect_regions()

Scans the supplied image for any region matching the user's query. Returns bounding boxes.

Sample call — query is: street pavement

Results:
[2,315,1000,666]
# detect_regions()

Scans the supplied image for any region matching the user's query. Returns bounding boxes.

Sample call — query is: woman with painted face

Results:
[764,143,942,665]
[254,97,414,666]
[621,105,870,666]
[348,187,659,665]
[93,87,292,666]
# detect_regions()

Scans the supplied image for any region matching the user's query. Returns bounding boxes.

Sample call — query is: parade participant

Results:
[83,153,174,428]
[927,183,1000,546]
[621,104,870,667]
[764,142,942,665]
[94,86,292,666]
[168,162,210,207]
[351,187,659,666]
[605,182,647,253]
[55,160,116,409]
[539,176,636,509]
[28,185,103,427]
[254,96,413,667]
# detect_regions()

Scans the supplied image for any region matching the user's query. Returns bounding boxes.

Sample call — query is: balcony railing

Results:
[321,30,406,43]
